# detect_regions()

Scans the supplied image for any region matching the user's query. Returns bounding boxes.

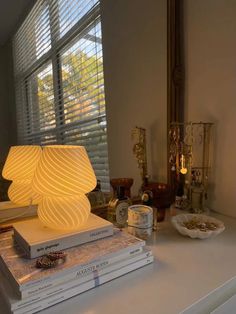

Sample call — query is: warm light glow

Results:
[2,146,42,180]
[32,145,97,230]
[8,181,41,205]
[180,154,188,175]
[2,146,42,205]
[32,145,96,196]
[38,194,91,230]
[180,168,188,175]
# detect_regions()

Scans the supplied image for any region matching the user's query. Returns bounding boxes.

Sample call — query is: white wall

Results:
[184,0,236,217]
[101,0,167,195]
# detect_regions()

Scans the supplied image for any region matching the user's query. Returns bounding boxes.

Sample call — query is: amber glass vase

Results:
[110,178,134,198]
[142,182,171,222]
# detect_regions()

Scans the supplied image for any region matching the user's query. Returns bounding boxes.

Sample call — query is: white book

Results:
[10,255,154,314]
[0,249,152,312]
[13,214,114,258]
[0,229,146,294]
[19,246,144,299]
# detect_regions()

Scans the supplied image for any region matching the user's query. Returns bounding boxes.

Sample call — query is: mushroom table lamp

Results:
[2,145,42,205]
[32,145,97,231]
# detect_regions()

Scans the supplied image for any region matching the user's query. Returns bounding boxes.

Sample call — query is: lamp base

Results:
[13,214,113,259]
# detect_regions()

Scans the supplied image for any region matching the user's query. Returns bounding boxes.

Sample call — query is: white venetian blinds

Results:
[13,0,110,191]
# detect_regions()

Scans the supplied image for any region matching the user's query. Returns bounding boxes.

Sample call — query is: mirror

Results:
[101,0,184,195]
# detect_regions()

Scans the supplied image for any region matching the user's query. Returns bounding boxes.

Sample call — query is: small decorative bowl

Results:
[171,214,225,239]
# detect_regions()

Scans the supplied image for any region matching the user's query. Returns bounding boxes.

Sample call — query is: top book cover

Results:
[13,214,114,258]
[0,229,145,291]
[13,214,113,244]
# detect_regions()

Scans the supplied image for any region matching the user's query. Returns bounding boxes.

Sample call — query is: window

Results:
[13,0,109,191]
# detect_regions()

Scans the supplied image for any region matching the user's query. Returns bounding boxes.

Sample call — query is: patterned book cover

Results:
[0,232,13,250]
[0,229,145,291]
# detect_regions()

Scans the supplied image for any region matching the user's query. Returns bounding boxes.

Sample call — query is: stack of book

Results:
[0,216,153,314]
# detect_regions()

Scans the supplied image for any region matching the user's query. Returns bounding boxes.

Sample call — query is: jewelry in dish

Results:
[171,214,225,239]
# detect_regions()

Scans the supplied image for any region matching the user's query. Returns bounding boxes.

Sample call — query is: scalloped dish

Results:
[171,214,225,239]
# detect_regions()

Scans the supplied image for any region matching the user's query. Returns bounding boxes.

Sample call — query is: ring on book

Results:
[36,251,67,269]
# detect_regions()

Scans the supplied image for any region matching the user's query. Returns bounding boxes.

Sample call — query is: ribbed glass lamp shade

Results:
[2,146,42,205]
[32,145,96,196]
[32,145,97,230]
[2,146,42,180]
[38,194,91,230]
[8,180,41,205]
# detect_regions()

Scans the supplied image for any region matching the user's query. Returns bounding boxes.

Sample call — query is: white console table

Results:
[1,211,236,314]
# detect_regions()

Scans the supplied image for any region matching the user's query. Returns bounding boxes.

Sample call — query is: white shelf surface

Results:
[211,294,236,314]
[0,211,236,314]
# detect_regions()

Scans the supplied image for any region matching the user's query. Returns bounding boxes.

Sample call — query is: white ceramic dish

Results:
[171,214,225,239]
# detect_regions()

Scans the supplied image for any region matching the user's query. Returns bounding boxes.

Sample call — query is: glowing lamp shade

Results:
[2,146,42,205]
[32,145,97,231]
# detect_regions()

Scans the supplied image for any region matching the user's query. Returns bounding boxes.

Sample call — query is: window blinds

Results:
[13,0,110,191]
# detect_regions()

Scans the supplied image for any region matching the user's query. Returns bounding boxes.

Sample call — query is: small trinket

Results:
[46,251,67,261]
[36,256,57,269]
[36,251,67,269]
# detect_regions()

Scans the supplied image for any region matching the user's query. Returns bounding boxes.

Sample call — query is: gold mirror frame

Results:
[167,0,185,188]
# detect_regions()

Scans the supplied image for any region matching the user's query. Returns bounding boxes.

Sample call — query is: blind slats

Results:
[13,0,109,191]
[14,0,99,75]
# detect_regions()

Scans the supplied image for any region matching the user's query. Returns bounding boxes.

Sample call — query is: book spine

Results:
[10,250,152,311]
[13,231,29,255]
[13,255,154,314]
[14,224,114,259]
[20,245,144,297]
[0,256,20,293]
